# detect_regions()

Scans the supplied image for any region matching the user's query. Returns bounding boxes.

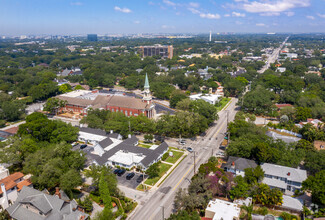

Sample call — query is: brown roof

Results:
[314,141,325,151]
[59,94,152,111]
[275,104,293,108]
[0,172,24,193]
[107,96,149,110]
[17,179,32,191]
[3,126,19,134]
[57,96,93,107]
[92,95,112,109]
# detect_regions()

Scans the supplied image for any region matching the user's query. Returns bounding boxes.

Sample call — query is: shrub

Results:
[254,207,268,215]
[162,152,169,161]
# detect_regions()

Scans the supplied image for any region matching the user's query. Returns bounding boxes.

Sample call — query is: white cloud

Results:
[260,12,280,16]
[200,13,221,19]
[148,1,155,5]
[224,14,231,17]
[70,2,83,6]
[236,21,243,25]
[188,6,220,19]
[306,15,315,20]
[134,20,141,24]
[256,23,266,26]
[241,0,310,13]
[285,11,295,16]
[114,6,132,13]
[318,13,325,18]
[163,0,176,6]
[188,8,200,14]
[234,0,248,2]
[232,11,246,17]
[189,2,200,8]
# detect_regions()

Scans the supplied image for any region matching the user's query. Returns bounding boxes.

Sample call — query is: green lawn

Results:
[164,150,184,164]
[144,163,172,186]
[216,97,231,111]
[169,146,184,151]
[138,143,152,148]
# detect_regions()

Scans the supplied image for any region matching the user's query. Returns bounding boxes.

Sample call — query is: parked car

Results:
[117,169,126,176]
[126,172,135,180]
[179,139,186,145]
[80,144,87,149]
[216,152,225,157]
[186,147,193,153]
[113,169,120,175]
[136,175,144,183]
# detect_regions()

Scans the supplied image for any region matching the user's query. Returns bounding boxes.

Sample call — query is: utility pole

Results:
[161,206,165,220]
[128,120,131,132]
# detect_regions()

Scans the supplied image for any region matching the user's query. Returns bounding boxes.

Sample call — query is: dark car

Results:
[117,169,126,176]
[186,147,193,153]
[136,175,144,183]
[113,169,120,175]
[126,172,135,180]
[80,144,87,149]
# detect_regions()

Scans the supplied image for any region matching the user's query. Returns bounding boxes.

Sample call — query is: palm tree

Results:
[241,204,254,220]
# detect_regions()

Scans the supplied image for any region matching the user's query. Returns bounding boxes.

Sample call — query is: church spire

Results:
[144,73,150,89]
[143,73,152,104]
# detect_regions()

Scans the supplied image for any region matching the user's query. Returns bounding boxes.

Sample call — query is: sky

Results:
[1,0,325,35]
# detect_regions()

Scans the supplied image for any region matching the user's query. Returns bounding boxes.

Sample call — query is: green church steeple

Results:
[144,73,150,89]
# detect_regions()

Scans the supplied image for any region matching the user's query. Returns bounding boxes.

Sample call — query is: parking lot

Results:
[115,170,148,189]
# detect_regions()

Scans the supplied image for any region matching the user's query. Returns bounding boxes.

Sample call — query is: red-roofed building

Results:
[0,172,32,209]
[275,104,293,111]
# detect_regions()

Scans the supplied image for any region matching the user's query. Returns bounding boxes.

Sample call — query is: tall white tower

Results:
[143,73,152,104]
[209,30,212,42]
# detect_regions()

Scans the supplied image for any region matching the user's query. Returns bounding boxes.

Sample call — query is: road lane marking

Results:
[172,119,228,192]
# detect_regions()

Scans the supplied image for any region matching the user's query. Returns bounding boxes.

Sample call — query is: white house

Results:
[190,93,221,105]
[261,163,307,195]
[205,199,240,220]
[221,156,258,177]
[75,127,168,170]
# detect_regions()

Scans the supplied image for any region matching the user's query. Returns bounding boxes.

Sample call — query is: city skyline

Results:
[1,0,325,35]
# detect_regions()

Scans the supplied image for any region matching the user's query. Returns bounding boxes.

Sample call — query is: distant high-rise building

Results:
[87,34,98,42]
[139,44,173,59]
[209,31,212,42]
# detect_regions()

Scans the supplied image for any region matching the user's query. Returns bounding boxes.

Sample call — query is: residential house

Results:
[261,163,307,195]
[0,131,13,142]
[276,67,286,73]
[275,104,293,111]
[222,157,307,195]
[0,172,32,209]
[221,156,257,177]
[189,93,221,105]
[205,198,240,220]
[75,127,168,170]
[198,66,212,80]
[314,141,325,151]
[6,186,88,220]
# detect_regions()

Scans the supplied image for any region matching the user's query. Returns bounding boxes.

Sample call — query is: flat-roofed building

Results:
[140,44,173,59]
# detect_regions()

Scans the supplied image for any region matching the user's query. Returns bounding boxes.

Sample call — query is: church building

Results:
[57,73,156,118]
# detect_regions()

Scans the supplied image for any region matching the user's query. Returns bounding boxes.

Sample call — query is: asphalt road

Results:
[129,98,239,220]
[258,36,289,74]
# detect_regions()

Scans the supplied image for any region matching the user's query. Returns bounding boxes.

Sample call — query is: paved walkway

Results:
[0,121,25,131]
[151,152,188,190]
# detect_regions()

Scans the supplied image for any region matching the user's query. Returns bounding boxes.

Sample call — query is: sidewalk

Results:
[151,151,188,190]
